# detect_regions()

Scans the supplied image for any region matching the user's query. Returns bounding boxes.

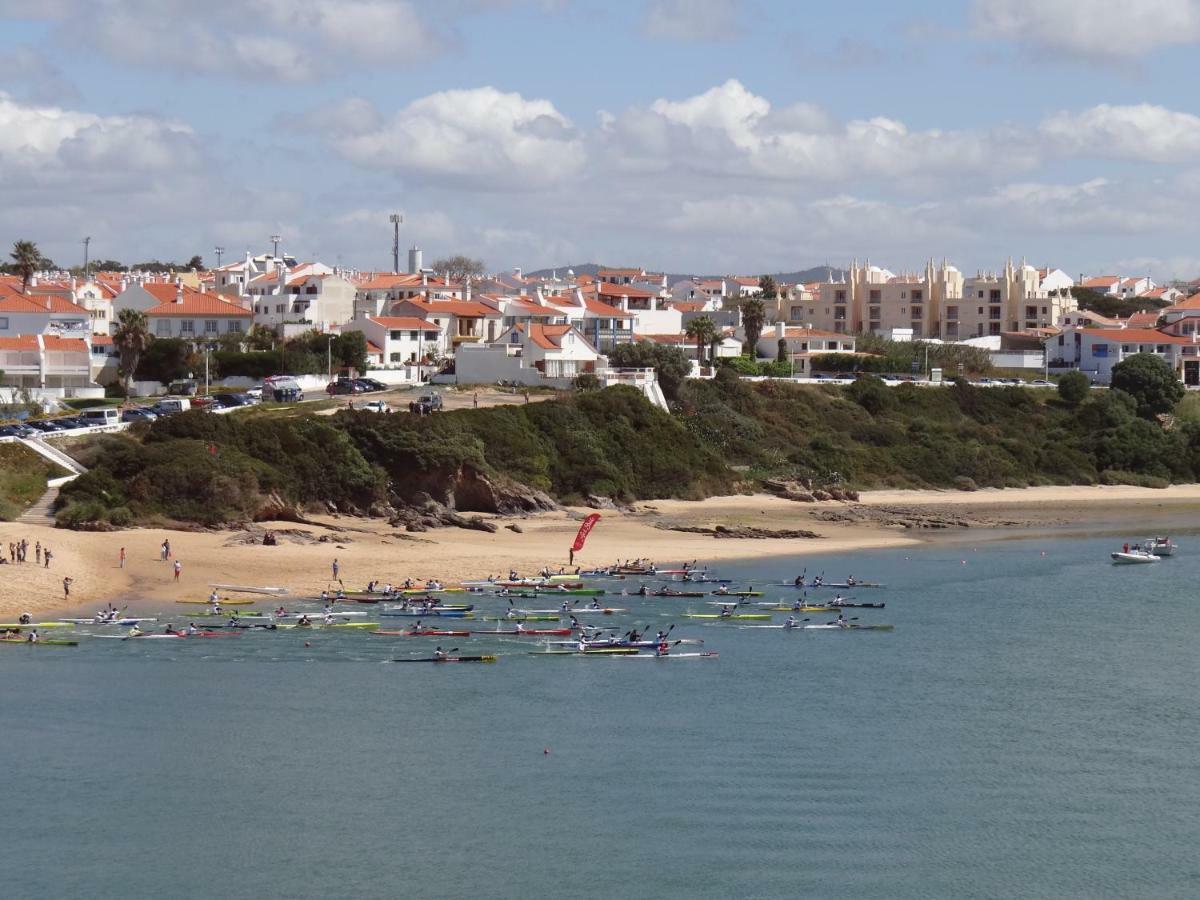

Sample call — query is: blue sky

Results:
[2,0,1200,279]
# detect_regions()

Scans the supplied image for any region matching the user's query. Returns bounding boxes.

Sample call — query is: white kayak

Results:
[742,623,895,631]
[1111,551,1160,565]
[208,584,289,595]
[60,617,157,626]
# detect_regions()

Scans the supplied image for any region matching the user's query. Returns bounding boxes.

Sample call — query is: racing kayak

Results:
[176,599,255,606]
[482,615,559,622]
[382,604,473,613]
[392,655,497,663]
[529,589,604,596]
[277,622,379,630]
[642,591,705,598]
[802,582,885,590]
[0,622,71,629]
[395,587,467,594]
[743,623,895,631]
[529,648,641,656]
[710,591,763,598]
[758,603,885,612]
[509,608,626,615]
[59,617,158,626]
[370,630,470,637]
[683,613,771,620]
[209,584,287,595]
[614,651,719,660]
[378,610,472,618]
[548,638,705,649]
[485,628,573,636]
[0,638,78,646]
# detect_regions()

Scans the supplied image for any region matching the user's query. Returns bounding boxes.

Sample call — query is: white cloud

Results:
[0,45,78,104]
[641,0,744,42]
[332,87,586,189]
[1040,104,1200,163]
[0,0,443,81]
[972,0,1200,58]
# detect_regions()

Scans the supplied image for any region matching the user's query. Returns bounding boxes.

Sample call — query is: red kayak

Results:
[485,628,572,636]
[371,630,470,637]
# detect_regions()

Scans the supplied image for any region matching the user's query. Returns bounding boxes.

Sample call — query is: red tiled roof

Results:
[405,299,498,319]
[0,293,88,314]
[597,268,644,277]
[0,335,38,350]
[366,341,383,354]
[596,281,655,300]
[1126,311,1161,327]
[41,336,88,351]
[143,288,253,317]
[515,323,573,350]
[780,327,849,339]
[1075,327,1192,344]
[369,316,442,331]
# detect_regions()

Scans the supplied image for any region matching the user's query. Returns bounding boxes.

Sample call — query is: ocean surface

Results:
[2,534,1199,899]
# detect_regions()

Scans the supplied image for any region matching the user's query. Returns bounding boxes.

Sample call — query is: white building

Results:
[454,323,603,386]
[0,334,96,396]
[112,282,253,341]
[756,323,859,375]
[356,316,446,367]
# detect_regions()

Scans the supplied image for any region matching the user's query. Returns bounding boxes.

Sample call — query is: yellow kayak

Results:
[0,622,72,629]
[176,599,256,606]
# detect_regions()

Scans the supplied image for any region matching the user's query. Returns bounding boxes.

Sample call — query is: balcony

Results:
[452,334,482,344]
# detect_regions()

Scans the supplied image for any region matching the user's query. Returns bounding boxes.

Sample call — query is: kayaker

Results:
[718,606,733,619]
[209,589,220,606]
[275,606,287,617]
[18,612,31,625]
[793,575,804,587]
[297,615,311,627]
[187,623,199,635]
[515,622,526,633]
[320,590,329,602]
[323,613,335,625]
[560,601,571,613]
[589,599,601,609]
[714,585,729,595]
[637,585,648,596]
[846,576,857,586]
[27,629,39,643]
[433,646,447,660]
[655,640,670,657]
[834,613,848,628]
[128,625,143,637]
[784,616,798,629]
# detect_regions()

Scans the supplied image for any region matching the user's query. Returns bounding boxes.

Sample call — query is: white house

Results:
[112,282,253,341]
[0,334,96,397]
[1050,325,1198,384]
[756,323,859,375]
[248,266,356,331]
[356,316,446,367]
[454,323,602,386]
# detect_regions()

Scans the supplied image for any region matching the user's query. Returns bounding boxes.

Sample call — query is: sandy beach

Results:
[3,484,1198,620]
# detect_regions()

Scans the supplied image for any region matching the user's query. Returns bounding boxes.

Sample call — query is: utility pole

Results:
[82,236,91,277]
[389,213,402,273]
[270,234,281,259]
[214,246,225,268]
[327,335,334,383]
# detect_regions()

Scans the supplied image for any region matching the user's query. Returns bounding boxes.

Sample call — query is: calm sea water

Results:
[2,534,1199,899]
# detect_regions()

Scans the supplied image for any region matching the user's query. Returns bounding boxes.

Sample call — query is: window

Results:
[869,289,881,302]
[790,306,803,320]
[988,322,1001,336]
[156,320,171,336]
[978,290,984,298]
[900,291,907,299]
[911,306,922,319]
[1058,335,1065,346]
[179,320,194,334]
[835,290,846,303]
[900,307,906,314]
[990,290,1001,301]
[1093,344,1109,358]
[834,308,846,320]
[978,306,984,315]
[946,306,958,319]
[510,331,520,344]
[1122,345,1133,353]
[204,320,218,334]
[1025,306,1038,318]
[911,290,923,301]
[911,324,922,337]
[0,317,7,330]
[989,307,1001,320]
[227,321,243,333]
[410,331,419,341]
[1157,345,1169,354]
[1041,306,1047,315]
[869,306,880,320]
[946,322,959,337]
[275,304,284,314]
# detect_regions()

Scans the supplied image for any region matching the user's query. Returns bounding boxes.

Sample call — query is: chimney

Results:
[535,288,547,307]
[421,271,428,287]
[464,276,472,302]
[200,282,206,294]
[175,283,184,304]
[573,288,585,308]
[775,322,786,339]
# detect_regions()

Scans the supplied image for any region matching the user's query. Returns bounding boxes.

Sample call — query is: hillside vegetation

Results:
[0,443,65,520]
[54,368,1200,528]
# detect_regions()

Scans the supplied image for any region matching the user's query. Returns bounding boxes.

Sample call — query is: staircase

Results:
[18,485,61,526]
[20,437,87,475]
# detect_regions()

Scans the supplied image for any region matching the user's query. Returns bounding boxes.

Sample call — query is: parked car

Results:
[244,387,263,402]
[0,424,21,438]
[80,408,121,427]
[1030,379,1053,386]
[122,408,158,423]
[26,420,64,433]
[151,398,192,416]
[359,400,391,414]
[54,416,87,430]
[408,392,444,413]
[327,380,365,396]
[212,393,250,408]
[357,377,387,392]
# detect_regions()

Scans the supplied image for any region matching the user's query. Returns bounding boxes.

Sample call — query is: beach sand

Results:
[3,484,1197,619]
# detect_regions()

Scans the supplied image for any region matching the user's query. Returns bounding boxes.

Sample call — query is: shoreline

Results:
[3,484,1198,619]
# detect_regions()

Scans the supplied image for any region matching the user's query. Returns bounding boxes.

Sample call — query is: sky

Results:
[2,0,1200,278]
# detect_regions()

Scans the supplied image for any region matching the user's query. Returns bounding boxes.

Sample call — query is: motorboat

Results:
[1143,537,1177,557]
[1111,549,1160,565]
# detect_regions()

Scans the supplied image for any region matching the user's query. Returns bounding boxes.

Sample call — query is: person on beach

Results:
[119,547,126,569]
[62,577,72,600]
[43,548,52,568]
[35,542,41,565]
[173,559,182,581]
[332,558,340,579]
[165,539,171,559]
[160,541,167,561]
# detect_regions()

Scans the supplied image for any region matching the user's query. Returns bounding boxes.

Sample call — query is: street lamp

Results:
[82,236,91,277]
[389,213,402,273]
[214,246,225,268]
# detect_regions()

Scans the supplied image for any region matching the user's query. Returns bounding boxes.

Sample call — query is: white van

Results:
[80,408,120,427]
[151,398,191,416]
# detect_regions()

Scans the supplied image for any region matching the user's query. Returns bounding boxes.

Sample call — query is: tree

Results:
[685,316,718,367]
[10,240,40,292]
[429,255,485,280]
[741,297,766,358]
[185,255,204,270]
[1056,371,1090,405]
[1110,352,1184,419]
[758,274,779,300]
[607,341,692,401]
[135,338,190,383]
[777,338,788,363]
[572,372,602,392]
[113,309,151,397]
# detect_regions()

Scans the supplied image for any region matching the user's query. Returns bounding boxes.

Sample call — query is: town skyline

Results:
[4,1,1200,277]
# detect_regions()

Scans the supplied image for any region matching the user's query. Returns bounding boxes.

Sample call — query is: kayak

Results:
[209,584,287,595]
[803,582,885,590]
[643,591,705,598]
[176,599,255,606]
[0,622,71,629]
[710,591,763,597]
[758,603,885,612]
[485,628,573,636]
[277,622,379,630]
[529,648,641,656]
[382,604,473,613]
[549,639,705,649]
[683,613,772,620]
[371,630,470,637]
[482,615,559,622]
[529,589,604,596]
[0,638,78,646]
[395,587,467,594]
[570,608,627,615]
[744,623,895,631]
[59,617,158,626]
[615,651,719,660]
[378,610,472,618]
[392,655,497,663]
[509,607,626,615]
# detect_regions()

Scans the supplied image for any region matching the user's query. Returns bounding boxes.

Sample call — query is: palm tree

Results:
[741,297,766,357]
[113,308,151,397]
[757,274,779,300]
[10,240,41,293]
[685,315,718,368]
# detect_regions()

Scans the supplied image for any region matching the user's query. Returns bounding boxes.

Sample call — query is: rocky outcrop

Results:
[391,463,555,517]
[657,523,823,540]
[762,477,858,503]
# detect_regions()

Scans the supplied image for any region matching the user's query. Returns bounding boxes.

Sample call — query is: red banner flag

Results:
[571,513,601,552]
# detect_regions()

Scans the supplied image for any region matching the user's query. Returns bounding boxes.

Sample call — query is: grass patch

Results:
[0,443,66,520]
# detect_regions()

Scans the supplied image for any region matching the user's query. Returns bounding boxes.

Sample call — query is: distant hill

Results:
[524,264,844,285]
